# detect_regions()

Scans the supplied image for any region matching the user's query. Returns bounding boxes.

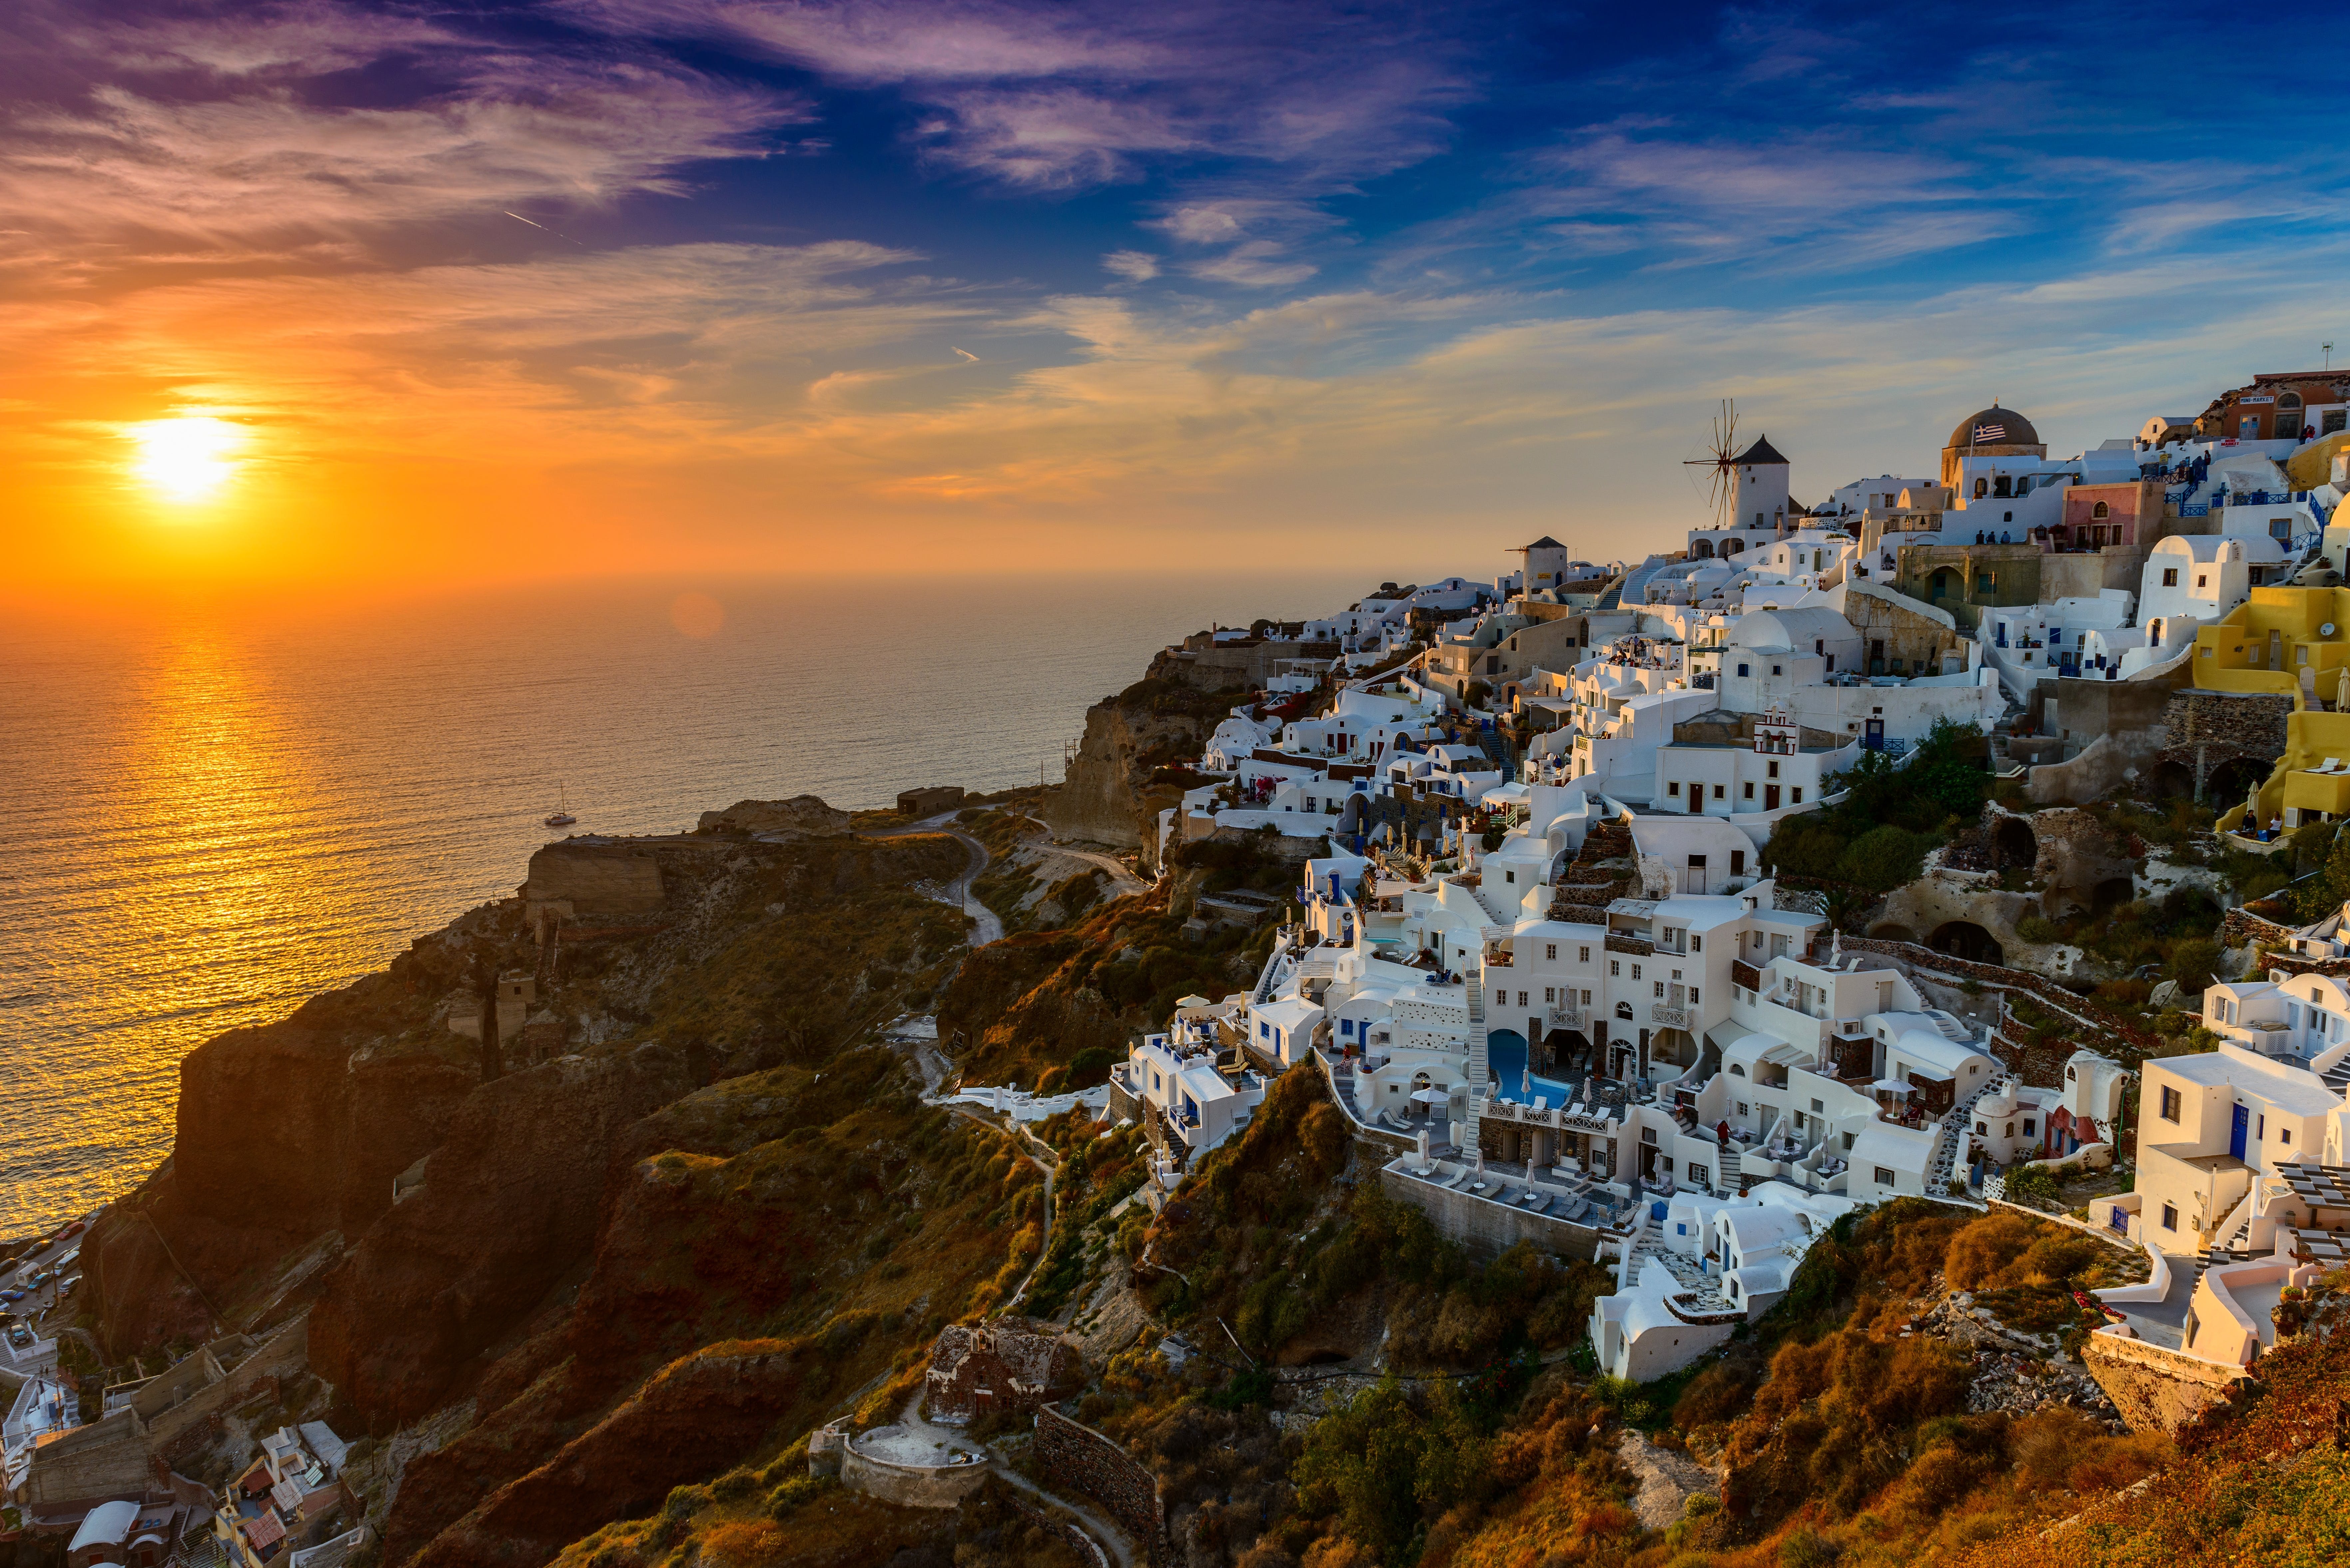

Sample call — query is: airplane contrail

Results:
[953,347,979,362]
[503,210,585,246]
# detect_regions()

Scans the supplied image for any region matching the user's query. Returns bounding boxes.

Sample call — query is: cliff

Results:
[1042,674,1246,857]
[85,822,970,1381]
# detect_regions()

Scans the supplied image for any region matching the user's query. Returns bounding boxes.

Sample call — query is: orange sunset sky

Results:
[5,1,2341,596]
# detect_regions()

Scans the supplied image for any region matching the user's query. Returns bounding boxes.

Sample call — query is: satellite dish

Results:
[2324,623,2338,637]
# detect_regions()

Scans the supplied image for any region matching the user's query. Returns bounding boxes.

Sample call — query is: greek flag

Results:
[1972,422,2007,443]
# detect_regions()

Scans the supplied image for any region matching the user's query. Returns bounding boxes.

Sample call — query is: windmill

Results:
[1684,399,1740,528]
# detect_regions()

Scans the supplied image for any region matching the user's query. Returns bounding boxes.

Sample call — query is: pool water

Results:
[1484,1033,1576,1107]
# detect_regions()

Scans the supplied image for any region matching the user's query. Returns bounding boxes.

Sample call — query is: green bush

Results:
[1834,825,1927,892]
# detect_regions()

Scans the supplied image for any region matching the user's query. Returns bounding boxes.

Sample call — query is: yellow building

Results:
[2191,586,2350,696]
[2217,707,2350,837]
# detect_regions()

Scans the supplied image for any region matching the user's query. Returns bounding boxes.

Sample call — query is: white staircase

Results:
[1928,1078,2003,1194]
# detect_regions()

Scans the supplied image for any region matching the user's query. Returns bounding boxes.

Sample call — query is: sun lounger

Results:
[1524,1194,1551,1215]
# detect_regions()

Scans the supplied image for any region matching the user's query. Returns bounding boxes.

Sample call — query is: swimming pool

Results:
[1484,1031,1576,1107]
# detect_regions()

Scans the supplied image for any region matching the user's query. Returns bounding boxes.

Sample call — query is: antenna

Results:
[1682,399,1740,527]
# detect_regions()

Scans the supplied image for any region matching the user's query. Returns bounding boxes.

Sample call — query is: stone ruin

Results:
[924,1317,1084,1423]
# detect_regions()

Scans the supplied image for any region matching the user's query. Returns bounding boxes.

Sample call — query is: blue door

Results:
[2230,1103,2249,1160]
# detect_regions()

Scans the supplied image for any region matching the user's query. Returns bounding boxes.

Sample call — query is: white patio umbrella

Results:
[1411,1087,1450,1106]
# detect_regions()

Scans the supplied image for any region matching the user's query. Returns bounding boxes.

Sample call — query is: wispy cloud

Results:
[0,2,805,268]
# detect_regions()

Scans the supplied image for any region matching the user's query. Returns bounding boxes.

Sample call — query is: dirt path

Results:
[1045,843,1147,898]
[989,1463,1137,1568]
[864,813,1003,946]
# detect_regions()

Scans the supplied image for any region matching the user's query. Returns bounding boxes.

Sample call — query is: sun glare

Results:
[129,415,246,502]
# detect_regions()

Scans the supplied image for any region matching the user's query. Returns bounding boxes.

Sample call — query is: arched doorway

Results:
[1692,537,1714,559]
[2209,755,2271,808]
[1930,921,2004,964]
[1723,537,1745,557]
[1930,567,1960,601]
[1992,816,2036,869]
[2151,760,2194,799]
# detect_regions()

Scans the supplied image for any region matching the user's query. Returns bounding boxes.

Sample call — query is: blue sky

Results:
[7,0,2349,585]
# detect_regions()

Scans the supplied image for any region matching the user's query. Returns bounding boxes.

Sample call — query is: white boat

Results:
[545,784,577,829]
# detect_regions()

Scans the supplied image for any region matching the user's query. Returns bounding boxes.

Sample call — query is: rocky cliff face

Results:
[85,823,970,1387]
[1043,675,1243,856]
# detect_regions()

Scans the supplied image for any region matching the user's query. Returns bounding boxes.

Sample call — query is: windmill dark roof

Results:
[1731,435,1788,466]
[1520,535,1565,550]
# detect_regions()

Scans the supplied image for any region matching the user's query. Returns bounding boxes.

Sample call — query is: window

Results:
[1690,1164,1709,1188]
[1767,761,1780,779]
[1543,943,1557,961]
[2092,500,2110,519]
[1691,935,1702,952]
[1737,1100,1750,1115]
[2023,1118,2035,1136]
[2161,1203,2178,1231]
[1654,981,1665,999]
[1341,1019,1353,1036]
[1737,663,1751,677]
[1579,946,1591,963]
[2283,1127,2293,1146]
[1610,960,1621,977]
[1791,788,1803,803]
[1641,1127,1657,1145]
[1632,964,1642,980]
[1668,782,1681,795]
[1690,988,1700,1004]
[1544,987,1555,1003]
[1731,850,1745,875]
[1874,1166,1897,1186]
[2197,574,2208,589]
[1744,782,1755,799]
[1714,784,1725,798]
[2162,568,2179,587]
[2159,1085,2180,1121]
[1772,664,1783,676]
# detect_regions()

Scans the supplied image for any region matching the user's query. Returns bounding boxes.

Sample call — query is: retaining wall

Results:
[144,1314,311,1451]
[838,1444,990,1509]
[1375,1167,1603,1264]
[2082,1327,2248,1433]
[1034,1407,1166,1568]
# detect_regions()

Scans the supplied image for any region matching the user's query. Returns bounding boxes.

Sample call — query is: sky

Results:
[6,1,2349,596]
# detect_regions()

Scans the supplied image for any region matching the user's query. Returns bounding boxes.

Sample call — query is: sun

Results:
[128,415,246,502]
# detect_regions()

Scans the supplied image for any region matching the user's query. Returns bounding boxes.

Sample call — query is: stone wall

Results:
[518,842,665,913]
[838,1445,991,1509]
[1839,937,2163,1059]
[143,1315,312,1451]
[1033,1407,1167,1568]
[2081,1328,2248,1433]
[22,1410,147,1516]
[2159,690,2293,799]
[2025,675,2186,806]
[1375,1166,1603,1264]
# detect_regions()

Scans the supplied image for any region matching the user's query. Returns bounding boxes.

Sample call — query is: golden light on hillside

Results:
[127,415,246,503]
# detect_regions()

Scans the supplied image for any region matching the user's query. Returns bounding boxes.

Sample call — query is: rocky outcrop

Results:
[694,796,852,837]
[307,1048,695,1424]
[1045,681,1241,857]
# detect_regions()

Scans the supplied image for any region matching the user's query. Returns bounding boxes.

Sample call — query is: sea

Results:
[0,571,1374,1233]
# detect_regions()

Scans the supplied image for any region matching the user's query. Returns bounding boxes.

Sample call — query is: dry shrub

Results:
[1300,1535,1375,1568]
[1904,1445,1991,1512]
[1299,1102,1347,1178]
[700,1518,786,1568]
[1674,1364,1757,1430]
[1943,1213,2042,1291]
